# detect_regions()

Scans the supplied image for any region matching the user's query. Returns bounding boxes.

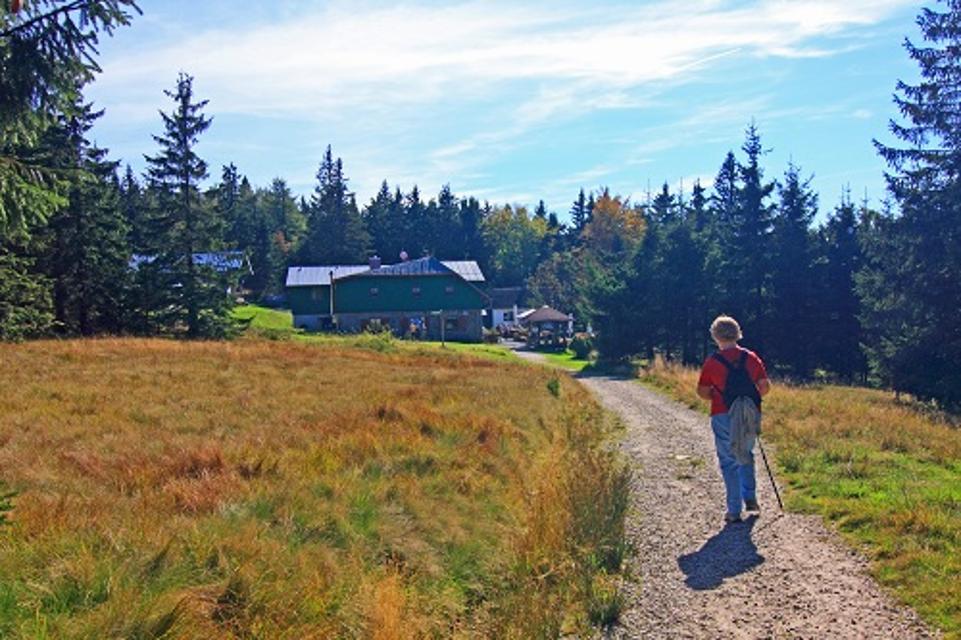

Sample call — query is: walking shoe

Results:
[744,498,760,513]
[724,512,742,524]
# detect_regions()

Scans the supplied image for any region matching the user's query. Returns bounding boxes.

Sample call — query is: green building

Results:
[286,257,488,341]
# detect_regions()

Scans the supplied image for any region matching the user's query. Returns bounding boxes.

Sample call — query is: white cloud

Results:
[92,0,913,123]
[87,0,912,206]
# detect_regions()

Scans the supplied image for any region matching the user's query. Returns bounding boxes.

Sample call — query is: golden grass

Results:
[0,338,627,638]
[641,357,961,637]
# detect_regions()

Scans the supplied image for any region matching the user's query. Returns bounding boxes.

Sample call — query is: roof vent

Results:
[369,255,382,269]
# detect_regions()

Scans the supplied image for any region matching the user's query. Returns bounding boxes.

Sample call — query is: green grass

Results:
[541,350,592,372]
[231,304,521,364]
[231,304,294,332]
[640,361,961,638]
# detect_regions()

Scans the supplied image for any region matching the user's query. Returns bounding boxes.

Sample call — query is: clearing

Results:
[0,338,626,638]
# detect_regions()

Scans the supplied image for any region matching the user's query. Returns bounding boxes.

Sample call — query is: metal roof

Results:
[286,259,485,286]
[366,256,452,277]
[130,252,248,273]
[440,260,485,282]
[285,265,369,287]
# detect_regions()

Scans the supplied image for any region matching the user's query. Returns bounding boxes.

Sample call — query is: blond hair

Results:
[710,315,742,342]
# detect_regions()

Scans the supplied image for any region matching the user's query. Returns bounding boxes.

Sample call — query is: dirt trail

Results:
[513,350,935,638]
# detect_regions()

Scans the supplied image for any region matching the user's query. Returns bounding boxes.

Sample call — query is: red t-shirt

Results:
[697,346,768,416]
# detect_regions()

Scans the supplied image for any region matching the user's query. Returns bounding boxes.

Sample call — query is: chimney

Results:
[369,255,382,269]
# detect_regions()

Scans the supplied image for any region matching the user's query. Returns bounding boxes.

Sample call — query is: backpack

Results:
[712,350,762,410]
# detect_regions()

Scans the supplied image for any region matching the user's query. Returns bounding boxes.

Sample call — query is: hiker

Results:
[696,315,771,523]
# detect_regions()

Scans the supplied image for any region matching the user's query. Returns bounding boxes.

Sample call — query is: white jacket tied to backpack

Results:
[729,396,761,465]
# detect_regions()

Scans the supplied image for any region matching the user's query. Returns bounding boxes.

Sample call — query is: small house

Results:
[520,305,574,349]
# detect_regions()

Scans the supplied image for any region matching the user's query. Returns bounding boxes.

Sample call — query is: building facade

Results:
[286,257,488,342]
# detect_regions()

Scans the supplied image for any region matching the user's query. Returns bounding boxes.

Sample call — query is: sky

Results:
[85,0,924,222]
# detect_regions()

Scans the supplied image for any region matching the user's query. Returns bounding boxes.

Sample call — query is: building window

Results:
[369,287,379,296]
[412,286,421,296]
[311,288,323,301]
[445,285,455,294]
[444,317,459,331]
[503,311,514,322]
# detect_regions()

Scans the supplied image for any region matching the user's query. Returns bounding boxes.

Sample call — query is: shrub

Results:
[570,333,593,360]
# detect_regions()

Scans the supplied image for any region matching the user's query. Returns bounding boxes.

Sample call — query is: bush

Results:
[483,328,501,344]
[570,333,593,360]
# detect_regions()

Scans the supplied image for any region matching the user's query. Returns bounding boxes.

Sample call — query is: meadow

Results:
[641,360,961,636]
[0,337,628,638]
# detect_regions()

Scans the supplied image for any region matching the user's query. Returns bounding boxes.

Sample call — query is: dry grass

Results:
[641,357,961,637]
[0,338,627,638]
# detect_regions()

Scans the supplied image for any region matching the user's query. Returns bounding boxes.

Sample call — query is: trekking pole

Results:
[757,436,784,511]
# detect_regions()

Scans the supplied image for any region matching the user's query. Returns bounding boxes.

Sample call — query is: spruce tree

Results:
[404,185,426,257]
[364,180,394,258]
[142,73,229,337]
[298,146,369,264]
[866,0,961,406]
[0,232,54,340]
[769,162,817,375]
[1,0,139,234]
[119,164,148,254]
[40,101,130,335]
[817,194,864,381]
[569,188,589,238]
[431,184,461,257]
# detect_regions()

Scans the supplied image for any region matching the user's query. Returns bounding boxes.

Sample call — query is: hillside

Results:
[0,339,627,638]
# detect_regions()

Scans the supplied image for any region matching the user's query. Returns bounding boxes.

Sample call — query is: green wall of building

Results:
[288,274,486,316]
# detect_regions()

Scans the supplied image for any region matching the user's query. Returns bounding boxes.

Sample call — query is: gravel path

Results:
[513,349,936,638]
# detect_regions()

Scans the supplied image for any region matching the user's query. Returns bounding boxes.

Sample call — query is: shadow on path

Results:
[677,516,764,590]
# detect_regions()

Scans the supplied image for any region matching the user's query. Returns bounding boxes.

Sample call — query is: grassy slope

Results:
[232,304,520,365]
[0,339,627,638]
[640,361,961,637]
[540,350,592,372]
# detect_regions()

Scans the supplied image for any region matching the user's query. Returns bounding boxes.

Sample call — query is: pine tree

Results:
[768,162,817,375]
[298,146,369,264]
[432,184,461,257]
[404,185,426,257]
[458,196,486,263]
[364,180,394,258]
[1,1,139,234]
[0,232,54,340]
[816,193,865,381]
[218,163,243,246]
[119,164,149,253]
[860,1,961,405]
[39,101,130,335]
[569,188,589,238]
[142,73,230,337]
[534,200,548,220]
[735,123,776,352]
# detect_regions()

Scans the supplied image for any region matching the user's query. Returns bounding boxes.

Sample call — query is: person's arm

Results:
[756,377,771,397]
[696,361,715,401]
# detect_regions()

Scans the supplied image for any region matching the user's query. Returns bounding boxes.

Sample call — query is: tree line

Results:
[2,1,960,410]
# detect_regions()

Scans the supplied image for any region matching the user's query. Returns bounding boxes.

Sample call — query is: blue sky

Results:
[85,0,922,221]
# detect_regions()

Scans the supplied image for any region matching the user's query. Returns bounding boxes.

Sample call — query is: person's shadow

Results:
[677,516,764,590]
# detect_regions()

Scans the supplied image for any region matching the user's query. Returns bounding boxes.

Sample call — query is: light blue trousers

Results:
[710,412,757,515]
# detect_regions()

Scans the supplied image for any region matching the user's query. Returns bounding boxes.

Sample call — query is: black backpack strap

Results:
[711,352,734,370]
[737,351,748,369]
